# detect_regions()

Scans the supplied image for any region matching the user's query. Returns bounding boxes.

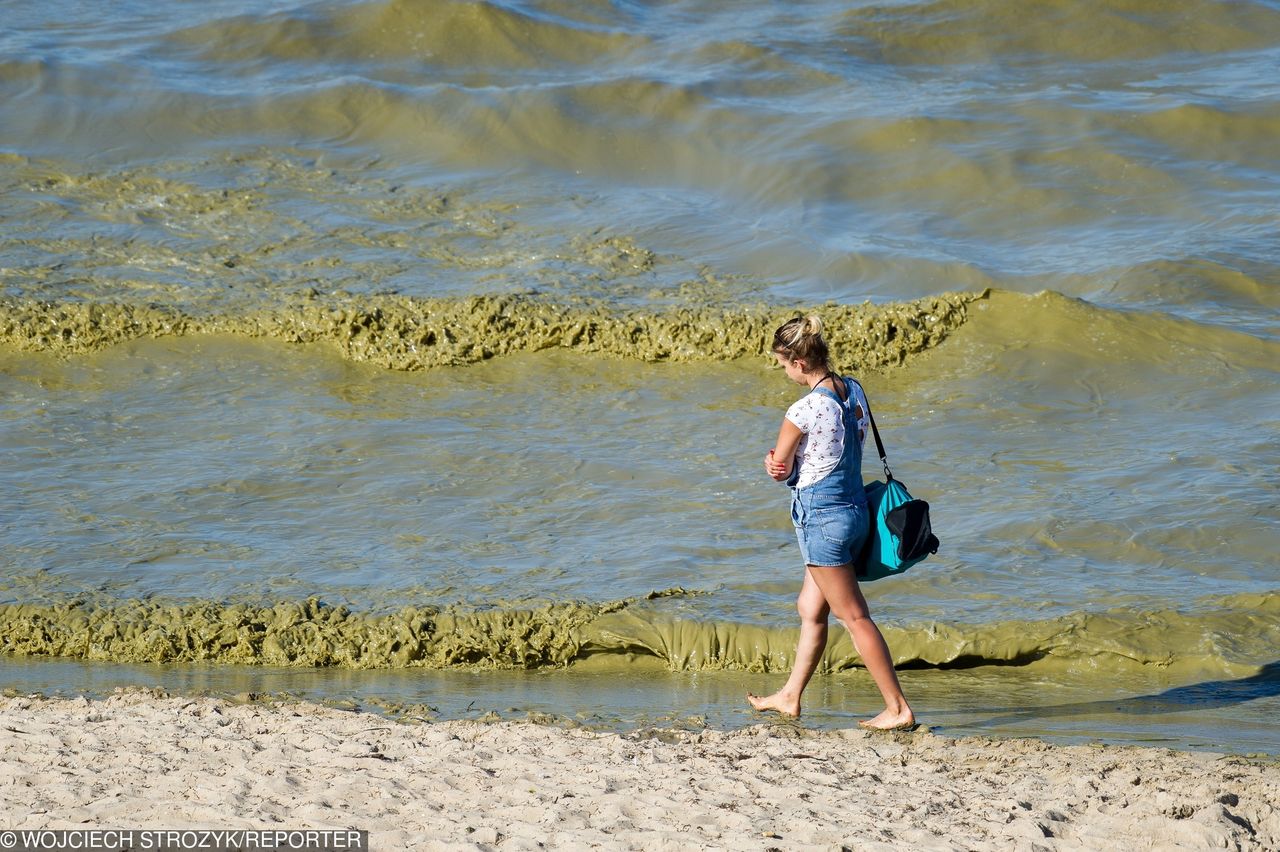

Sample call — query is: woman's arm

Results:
[764,418,803,481]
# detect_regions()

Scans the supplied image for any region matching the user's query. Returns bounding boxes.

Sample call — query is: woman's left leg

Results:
[746,568,830,717]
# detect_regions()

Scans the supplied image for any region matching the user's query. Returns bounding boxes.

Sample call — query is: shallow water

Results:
[5,656,1279,756]
[1,0,1277,752]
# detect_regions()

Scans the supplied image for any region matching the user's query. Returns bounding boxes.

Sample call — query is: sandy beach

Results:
[1,691,1277,850]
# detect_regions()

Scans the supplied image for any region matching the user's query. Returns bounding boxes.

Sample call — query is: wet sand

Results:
[2,691,1277,850]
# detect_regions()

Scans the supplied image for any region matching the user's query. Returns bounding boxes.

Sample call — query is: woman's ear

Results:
[793,358,807,373]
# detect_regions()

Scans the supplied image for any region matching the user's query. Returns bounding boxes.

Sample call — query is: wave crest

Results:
[0,291,979,370]
[3,591,1275,676]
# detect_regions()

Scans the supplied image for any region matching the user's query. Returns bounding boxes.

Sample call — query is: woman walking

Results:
[747,315,916,731]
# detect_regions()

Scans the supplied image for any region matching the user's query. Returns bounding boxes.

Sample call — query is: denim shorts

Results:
[791,498,869,568]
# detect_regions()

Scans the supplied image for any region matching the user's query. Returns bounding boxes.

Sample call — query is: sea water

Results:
[1,0,1277,753]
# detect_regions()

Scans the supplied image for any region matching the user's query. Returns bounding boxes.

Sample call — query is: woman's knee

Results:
[832,600,872,626]
[797,597,830,624]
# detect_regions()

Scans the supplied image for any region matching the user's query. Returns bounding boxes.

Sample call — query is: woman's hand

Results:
[764,449,790,481]
[768,419,802,482]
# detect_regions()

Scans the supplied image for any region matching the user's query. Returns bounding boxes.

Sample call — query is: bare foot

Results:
[859,706,916,731]
[746,691,801,717]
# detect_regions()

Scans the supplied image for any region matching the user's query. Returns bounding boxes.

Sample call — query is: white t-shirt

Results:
[785,382,870,489]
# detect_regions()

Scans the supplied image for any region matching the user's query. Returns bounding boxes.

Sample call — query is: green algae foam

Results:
[0,291,977,370]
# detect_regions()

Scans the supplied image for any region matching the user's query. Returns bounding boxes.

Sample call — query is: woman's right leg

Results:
[746,568,830,717]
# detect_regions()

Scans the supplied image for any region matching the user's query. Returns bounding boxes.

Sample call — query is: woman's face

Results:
[774,351,808,385]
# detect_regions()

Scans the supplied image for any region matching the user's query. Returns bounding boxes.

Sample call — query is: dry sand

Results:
[2,691,1278,851]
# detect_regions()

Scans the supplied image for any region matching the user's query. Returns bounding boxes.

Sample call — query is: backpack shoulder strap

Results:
[850,379,893,481]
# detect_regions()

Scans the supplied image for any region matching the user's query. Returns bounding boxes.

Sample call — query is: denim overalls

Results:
[789,377,870,567]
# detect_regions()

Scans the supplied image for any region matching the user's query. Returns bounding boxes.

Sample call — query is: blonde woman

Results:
[747,315,916,730]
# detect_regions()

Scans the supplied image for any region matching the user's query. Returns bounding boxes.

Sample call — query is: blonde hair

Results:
[772,314,829,370]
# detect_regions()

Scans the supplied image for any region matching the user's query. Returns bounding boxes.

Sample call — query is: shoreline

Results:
[2,690,1277,850]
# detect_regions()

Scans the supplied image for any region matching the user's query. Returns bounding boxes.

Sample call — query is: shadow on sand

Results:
[970,661,1280,729]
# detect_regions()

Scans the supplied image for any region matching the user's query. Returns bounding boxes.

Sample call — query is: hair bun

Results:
[771,314,831,369]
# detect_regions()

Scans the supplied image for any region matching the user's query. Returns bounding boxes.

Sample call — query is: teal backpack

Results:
[853,384,940,582]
